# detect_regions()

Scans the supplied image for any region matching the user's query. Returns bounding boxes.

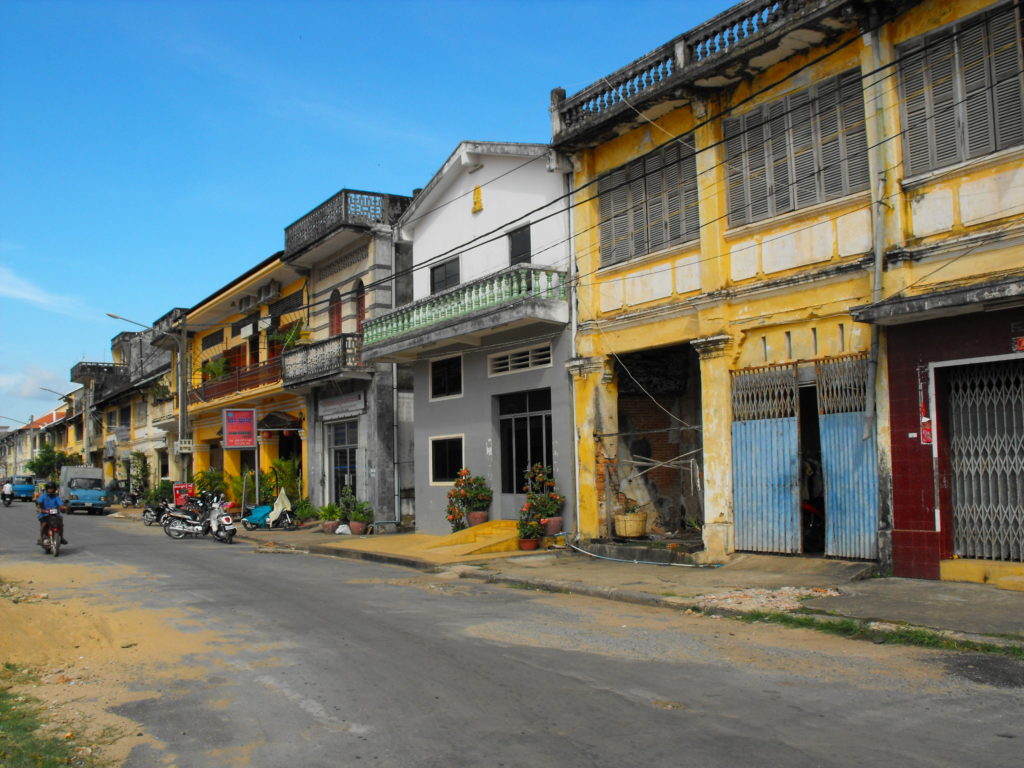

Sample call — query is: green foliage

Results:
[129,451,150,493]
[199,356,229,379]
[227,471,274,505]
[517,518,544,539]
[24,443,83,483]
[445,468,492,532]
[317,502,343,522]
[291,497,317,521]
[143,480,173,504]
[518,464,563,538]
[270,319,305,349]
[193,468,226,496]
[147,376,172,401]
[270,457,302,500]
[339,485,373,523]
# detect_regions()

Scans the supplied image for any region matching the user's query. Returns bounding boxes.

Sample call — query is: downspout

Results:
[392,361,401,527]
[563,162,582,542]
[863,13,887,440]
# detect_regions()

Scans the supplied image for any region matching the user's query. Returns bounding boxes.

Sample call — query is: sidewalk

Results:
[227,521,1024,650]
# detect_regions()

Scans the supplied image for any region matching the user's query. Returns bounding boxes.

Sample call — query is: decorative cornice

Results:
[690,334,732,360]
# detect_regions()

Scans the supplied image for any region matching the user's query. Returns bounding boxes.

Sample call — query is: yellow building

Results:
[177,253,308,500]
[550,0,1024,575]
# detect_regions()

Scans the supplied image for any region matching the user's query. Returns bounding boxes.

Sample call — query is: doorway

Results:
[798,385,825,554]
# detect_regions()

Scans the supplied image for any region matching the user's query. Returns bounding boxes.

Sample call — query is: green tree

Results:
[25,444,84,482]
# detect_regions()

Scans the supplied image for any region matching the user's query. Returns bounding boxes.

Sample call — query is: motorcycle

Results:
[163,493,236,544]
[121,489,141,508]
[142,501,173,526]
[2,492,12,507]
[39,511,62,557]
[240,488,297,531]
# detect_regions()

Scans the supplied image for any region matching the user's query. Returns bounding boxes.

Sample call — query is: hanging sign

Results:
[223,408,257,449]
[920,402,933,445]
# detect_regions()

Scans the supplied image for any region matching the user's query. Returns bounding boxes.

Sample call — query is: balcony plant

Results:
[447,468,493,528]
[199,356,229,380]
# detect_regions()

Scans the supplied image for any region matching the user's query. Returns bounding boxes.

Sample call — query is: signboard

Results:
[172,482,195,507]
[1013,336,1024,353]
[175,439,194,454]
[223,409,257,449]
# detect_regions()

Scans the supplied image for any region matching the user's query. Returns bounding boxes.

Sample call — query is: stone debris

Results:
[698,586,841,613]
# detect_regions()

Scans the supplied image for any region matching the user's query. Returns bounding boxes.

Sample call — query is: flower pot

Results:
[467,510,489,527]
[518,538,540,551]
[322,520,341,535]
[613,514,645,538]
[348,521,368,536]
[542,516,563,536]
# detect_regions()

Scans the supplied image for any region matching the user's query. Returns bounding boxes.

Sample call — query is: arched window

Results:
[355,282,366,334]
[328,289,342,337]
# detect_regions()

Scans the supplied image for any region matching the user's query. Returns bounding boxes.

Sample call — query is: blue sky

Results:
[0,0,732,425]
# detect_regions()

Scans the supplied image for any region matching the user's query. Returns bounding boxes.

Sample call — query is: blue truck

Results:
[10,475,37,501]
[59,467,110,514]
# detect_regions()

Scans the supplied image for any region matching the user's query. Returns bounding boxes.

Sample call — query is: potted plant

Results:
[613,499,647,538]
[518,464,563,550]
[339,485,373,535]
[447,468,493,528]
[318,502,343,534]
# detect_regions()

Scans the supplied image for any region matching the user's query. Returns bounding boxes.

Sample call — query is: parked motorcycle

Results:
[240,489,297,531]
[142,501,173,526]
[121,489,141,508]
[162,493,236,543]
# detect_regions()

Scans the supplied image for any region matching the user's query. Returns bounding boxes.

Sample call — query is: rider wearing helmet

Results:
[36,482,68,546]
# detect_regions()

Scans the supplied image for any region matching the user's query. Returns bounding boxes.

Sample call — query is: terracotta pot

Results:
[467,510,489,527]
[348,520,368,536]
[322,520,340,535]
[518,538,540,551]
[542,516,563,536]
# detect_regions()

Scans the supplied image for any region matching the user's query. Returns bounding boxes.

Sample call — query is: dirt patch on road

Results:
[0,562,224,766]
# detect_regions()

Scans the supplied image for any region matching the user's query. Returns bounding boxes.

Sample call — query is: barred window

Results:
[200,329,224,351]
[270,291,302,318]
[899,3,1023,177]
[598,137,699,267]
[724,69,869,227]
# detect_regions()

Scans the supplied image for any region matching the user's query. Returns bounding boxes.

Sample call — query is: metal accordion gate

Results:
[816,354,879,560]
[947,359,1024,562]
[731,364,800,553]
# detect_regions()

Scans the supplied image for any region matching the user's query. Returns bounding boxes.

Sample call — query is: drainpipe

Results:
[563,163,582,540]
[392,361,401,528]
[863,13,887,440]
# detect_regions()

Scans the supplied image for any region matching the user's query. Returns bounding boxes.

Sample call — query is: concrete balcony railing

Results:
[151,398,176,425]
[284,189,410,257]
[363,265,568,354]
[282,334,365,388]
[551,0,854,147]
[188,358,282,405]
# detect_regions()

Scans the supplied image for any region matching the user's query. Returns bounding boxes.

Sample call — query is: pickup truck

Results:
[10,475,37,501]
[60,467,110,514]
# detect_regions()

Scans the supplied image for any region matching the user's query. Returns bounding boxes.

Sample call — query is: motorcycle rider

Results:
[2,479,13,504]
[36,482,68,546]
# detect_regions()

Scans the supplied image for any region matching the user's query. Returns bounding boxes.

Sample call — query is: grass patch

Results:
[735,611,1024,660]
[0,663,106,767]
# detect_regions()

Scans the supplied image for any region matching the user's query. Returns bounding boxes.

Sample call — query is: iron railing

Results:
[363,265,568,347]
[285,189,410,256]
[282,334,364,386]
[188,358,282,404]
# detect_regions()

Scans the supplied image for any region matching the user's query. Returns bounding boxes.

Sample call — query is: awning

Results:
[852,275,1024,326]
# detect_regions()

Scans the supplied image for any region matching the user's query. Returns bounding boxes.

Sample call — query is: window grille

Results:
[201,329,224,351]
[724,68,869,227]
[899,3,1023,177]
[599,137,699,267]
[489,344,552,376]
[270,291,303,318]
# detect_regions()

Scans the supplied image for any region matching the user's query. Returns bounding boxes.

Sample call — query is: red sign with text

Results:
[223,409,257,449]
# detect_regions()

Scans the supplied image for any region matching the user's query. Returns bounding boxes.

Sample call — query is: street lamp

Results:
[106,313,191,476]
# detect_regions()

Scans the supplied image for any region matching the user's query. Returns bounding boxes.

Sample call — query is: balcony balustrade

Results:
[285,189,410,257]
[151,398,176,424]
[364,265,568,347]
[188,357,282,405]
[552,0,851,146]
[282,334,364,388]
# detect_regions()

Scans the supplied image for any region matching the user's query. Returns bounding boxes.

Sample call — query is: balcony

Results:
[188,358,282,405]
[362,265,569,363]
[282,334,366,389]
[551,0,856,149]
[284,189,411,258]
[151,398,177,426]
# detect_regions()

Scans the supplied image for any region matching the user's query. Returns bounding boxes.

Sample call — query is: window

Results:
[354,281,366,334]
[329,289,342,337]
[899,4,1024,177]
[331,419,358,501]
[430,355,462,399]
[270,291,302,318]
[724,69,869,227]
[489,344,552,376]
[106,410,116,430]
[119,406,131,428]
[599,138,699,267]
[430,435,463,484]
[225,344,246,371]
[509,225,531,266]
[430,257,460,294]
[498,388,553,494]
[201,329,224,351]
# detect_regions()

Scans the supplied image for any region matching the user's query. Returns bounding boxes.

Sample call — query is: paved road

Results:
[2,504,1023,767]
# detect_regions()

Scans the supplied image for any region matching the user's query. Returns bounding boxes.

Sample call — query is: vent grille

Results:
[489,344,552,376]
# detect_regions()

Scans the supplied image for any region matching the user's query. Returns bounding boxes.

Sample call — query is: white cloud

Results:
[0,264,90,317]
[0,367,72,400]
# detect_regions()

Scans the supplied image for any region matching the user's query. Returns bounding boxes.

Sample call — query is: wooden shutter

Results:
[817,78,845,200]
[681,142,700,241]
[960,22,995,159]
[901,44,931,176]
[628,159,647,258]
[645,150,666,252]
[928,33,960,168]
[664,142,684,244]
[840,70,869,191]
[790,91,817,208]
[989,6,1024,151]
[746,110,770,221]
[724,117,747,226]
[768,99,792,214]
[599,167,628,267]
